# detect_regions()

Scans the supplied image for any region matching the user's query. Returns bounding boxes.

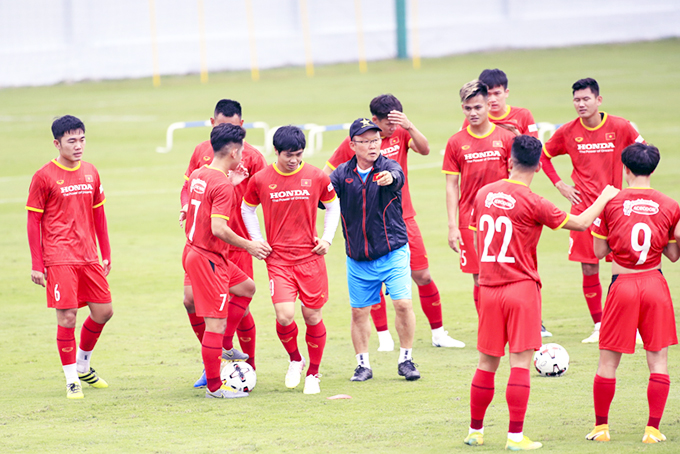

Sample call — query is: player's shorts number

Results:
[188,199,201,241]
[631,222,652,265]
[460,249,467,267]
[219,293,228,311]
[479,214,516,263]
[54,284,60,302]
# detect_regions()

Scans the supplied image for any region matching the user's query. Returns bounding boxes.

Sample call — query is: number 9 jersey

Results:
[469,179,569,287]
[591,188,680,270]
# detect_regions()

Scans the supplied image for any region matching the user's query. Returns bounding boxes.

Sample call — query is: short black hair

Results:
[479,69,508,90]
[214,99,242,119]
[273,125,306,153]
[369,94,403,119]
[52,115,85,140]
[572,78,599,97]
[621,143,659,176]
[459,80,488,102]
[210,123,245,154]
[511,135,542,169]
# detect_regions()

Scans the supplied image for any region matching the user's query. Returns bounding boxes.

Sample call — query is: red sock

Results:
[202,331,223,392]
[222,296,251,351]
[473,285,480,314]
[647,373,670,429]
[506,368,531,433]
[237,312,257,369]
[593,374,616,426]
[276,320,302,362]
[418,281,443,329]
[57,325,76,366]
[306,321,326,376]
[187,312,205,343]
[79,316,105,352]
[583,274,603,324]
[370,292,389,332]
[470,368,495,430]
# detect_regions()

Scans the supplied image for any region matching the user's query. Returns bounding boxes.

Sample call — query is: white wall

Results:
[1,0,679,87]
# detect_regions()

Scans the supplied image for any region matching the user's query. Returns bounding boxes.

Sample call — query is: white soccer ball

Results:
[533,343,569,377]
[221,362,257,392]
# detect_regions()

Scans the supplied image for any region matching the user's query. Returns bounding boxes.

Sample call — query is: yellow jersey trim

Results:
[210,214,230,220]
[52,159,81,171]
[326,161,337,171]
[93,199,106,209]
[243,198,258,207]
[580,112,608,132]
[553,213,570,231]
[542,144,553,159]
[669,239,677,243]
[442,170,460,175]
[591,231,607,240]
[469,226,477,231]
[504,179,528,187]
[628,187,652,190]
[26,206,44,213]
[273,161,305,176]
[467,123,496,139]
[183,175,190,181]
[407,138,413,149]
[488,105,511,121]
[321,194,337,204]
[206,165,228,178]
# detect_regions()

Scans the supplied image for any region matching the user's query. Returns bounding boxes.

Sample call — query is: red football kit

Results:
[327,127,431,270]
[469,179,569,356]
[443,124,515,274]
[182,140,266,284]
[26,159,111,308]
[591,187,680,353]
[243,162,336,308]
[183,165,248,317]
[543,112,644,263]
[462,106,538,138]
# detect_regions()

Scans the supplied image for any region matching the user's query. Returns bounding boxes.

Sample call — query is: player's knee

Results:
[276,312,295,326]
[183,291,195,311]
[411,269,432,286]
[392,299,413,314]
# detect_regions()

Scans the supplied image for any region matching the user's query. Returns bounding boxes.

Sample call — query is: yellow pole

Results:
[245,0,260,81]
[197,0,209,83]
[354,0,367,73]
[411,0,421,69]
[148,0,161,86]
[299,0,314,77]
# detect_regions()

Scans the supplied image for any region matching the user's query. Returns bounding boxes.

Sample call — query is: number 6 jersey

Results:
[591,187,680,270]
[469,179,569,287]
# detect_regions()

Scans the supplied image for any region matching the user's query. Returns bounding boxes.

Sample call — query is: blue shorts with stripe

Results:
[346,244,411,308]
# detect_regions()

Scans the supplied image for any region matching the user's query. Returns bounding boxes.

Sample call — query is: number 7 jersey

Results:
[591,187,680,270]
[469,179,569,287]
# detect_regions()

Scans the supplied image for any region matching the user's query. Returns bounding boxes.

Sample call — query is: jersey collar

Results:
[467,123,496,139]
[579,112,608,131]
[503,178,528,187]
[273,161,305,176]
[205,164,228,178]
[51,159,81,171]
[488,106,511,121]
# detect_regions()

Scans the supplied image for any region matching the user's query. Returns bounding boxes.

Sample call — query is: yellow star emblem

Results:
[360,118,371,127]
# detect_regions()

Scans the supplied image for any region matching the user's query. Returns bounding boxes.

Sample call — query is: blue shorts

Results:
[346,245,412,308]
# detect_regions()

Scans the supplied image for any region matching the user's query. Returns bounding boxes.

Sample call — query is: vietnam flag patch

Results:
[301,179,311,187]
[605,132,616,141]
[493,140,502,147]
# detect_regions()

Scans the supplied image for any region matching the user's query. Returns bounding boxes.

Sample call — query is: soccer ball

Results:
[221,362,257,392]
[533,343,569,377]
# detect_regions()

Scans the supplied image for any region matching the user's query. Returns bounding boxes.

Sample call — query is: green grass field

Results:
[2,39,680,453]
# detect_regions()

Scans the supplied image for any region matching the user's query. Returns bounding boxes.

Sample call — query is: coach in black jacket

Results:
[330,118,420,382]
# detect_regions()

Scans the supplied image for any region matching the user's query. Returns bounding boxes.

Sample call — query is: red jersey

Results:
[26,159,106,266]
[543,112,643,213]
[243,162,336,266]
[591,187,680,270]
[469,179,569,287]
[326,126,416,217]
[185,165,235,264]
[183,140,267,244]
[442,124,515,228]
[462,106,538,138]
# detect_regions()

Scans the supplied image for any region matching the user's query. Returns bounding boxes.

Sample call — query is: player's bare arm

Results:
[387,110,430,155]
[30,269,46,287]
[445,174,461,252]
[210,217,271,260]
[563,185,619,231]
[555,180,582,205]
[322,164,333,176]
[496,123,520,136]
[662,242,680,262]
[592,237,612,261]
[179,204,188,227]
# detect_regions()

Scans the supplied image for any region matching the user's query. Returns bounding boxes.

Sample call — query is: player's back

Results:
[470,179,568,287]
[185,165,234,263]
[594,188,680,270]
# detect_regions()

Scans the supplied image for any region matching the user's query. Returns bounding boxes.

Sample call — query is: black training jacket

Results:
[330,154,408,261]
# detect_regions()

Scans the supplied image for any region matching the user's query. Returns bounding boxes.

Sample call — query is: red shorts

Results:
[459,227,480,274]
[184,248,254,287]
[405,217,429,271]
[182,247,249,318]
[45,264,112,309]
[267,256,329,309]
[600,270,677,354]
[568,227,597,264]
[477,280,542,357]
